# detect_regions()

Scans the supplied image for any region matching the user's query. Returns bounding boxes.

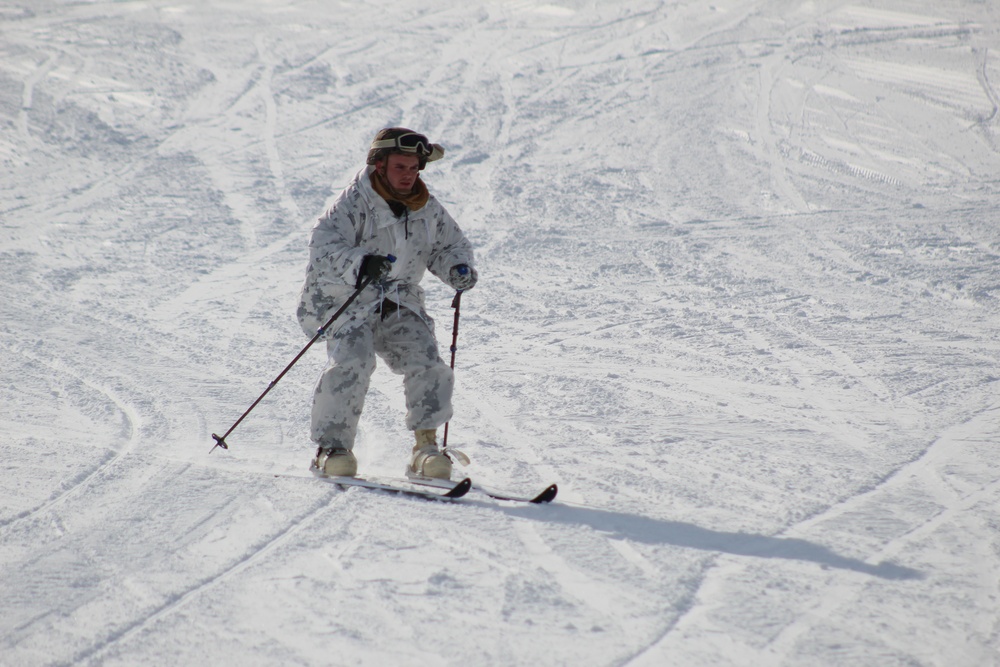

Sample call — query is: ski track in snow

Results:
[629,396,1000,666]
[0,344,141,531]
[2,1,999,666]
[68,485,343,667]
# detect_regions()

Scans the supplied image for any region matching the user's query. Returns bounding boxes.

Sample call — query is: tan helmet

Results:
[366,127,445,169]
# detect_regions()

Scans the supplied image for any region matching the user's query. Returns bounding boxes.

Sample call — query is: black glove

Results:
[449,264,478,291]
[357,254,393,289]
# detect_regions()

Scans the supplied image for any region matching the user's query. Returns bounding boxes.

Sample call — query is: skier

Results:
[297,128,477,480]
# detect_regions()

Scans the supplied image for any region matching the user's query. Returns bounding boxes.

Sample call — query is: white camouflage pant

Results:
[311,306,454,450]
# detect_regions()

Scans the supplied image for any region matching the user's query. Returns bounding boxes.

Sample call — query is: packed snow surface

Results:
[2,1,999,665]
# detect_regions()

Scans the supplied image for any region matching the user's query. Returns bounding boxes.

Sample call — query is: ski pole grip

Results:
[387,254,396,263]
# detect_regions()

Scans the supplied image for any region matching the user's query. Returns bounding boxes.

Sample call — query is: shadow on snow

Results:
[504,503,923,581]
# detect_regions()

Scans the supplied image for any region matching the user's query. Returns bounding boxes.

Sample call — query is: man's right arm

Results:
[309,192,369,288]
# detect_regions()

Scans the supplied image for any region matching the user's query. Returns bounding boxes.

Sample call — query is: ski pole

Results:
[441,288,463,451]
[210,259,390,453]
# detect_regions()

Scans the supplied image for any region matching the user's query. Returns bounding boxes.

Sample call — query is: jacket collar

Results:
[358,166,424,229]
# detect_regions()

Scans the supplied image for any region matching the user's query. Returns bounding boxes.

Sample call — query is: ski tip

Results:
[444,477,473,498]
[531,484,559,504]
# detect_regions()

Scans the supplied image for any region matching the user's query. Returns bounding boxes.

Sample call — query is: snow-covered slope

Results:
[2,1,998,665]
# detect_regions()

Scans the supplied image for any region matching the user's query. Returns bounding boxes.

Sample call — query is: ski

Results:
[404,475,558,504]
[311,469,472,501]
[481,482,558,504]
[304,464,556,504]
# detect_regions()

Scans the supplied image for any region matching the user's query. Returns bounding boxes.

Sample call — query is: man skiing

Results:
[297,128,477,480]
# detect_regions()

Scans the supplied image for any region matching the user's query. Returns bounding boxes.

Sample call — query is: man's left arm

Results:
[427,205,477,291]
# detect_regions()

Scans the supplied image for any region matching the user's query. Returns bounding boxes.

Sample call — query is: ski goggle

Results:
[371,132,434,157]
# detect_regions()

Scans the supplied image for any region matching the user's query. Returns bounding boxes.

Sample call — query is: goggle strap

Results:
[371,138,407,149]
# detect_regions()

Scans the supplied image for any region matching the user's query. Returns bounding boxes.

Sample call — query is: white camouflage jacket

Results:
[296,165,475,339]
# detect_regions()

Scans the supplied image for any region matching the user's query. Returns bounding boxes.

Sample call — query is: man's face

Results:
[381,153,421,194]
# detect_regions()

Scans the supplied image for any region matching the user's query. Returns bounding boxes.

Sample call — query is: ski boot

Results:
[408,429,452,480]
[313,447,358,477]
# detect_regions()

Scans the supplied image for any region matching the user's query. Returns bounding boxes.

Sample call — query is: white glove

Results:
[449,264,478,291]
